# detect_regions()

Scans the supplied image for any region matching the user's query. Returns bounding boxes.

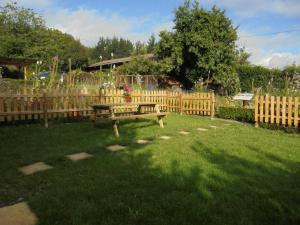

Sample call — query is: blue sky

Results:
[3,0,300,68]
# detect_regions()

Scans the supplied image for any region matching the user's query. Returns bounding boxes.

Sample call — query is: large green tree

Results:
[91,37,134,61]
[156,0,240,94]
[0,2,89,71]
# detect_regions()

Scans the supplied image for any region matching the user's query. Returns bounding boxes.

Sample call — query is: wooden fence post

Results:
[210,92,215,119]
[43,91,48,128]
[180,93,183,115]
[254,95,259,127]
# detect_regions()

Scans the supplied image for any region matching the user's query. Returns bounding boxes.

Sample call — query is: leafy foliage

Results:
[115,56,161,75]
[0,2,89,71]
[237,64,300,95]
[156,0,240,94]
[216,107,255,123]
[90,37,134,61]
[147,34,156,53]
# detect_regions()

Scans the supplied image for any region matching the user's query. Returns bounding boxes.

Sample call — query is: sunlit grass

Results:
[0,114,299,225]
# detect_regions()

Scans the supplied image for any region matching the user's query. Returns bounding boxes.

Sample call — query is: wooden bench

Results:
[91,103,167,137]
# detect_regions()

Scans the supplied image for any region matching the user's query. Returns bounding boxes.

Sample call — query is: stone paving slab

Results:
[66,152,93,162]
[136,139,151,144]
[106,145,126,152]
[179,131,190,135]
[19,162,53,175]
[196,128,208,131]
[159,136,172,140]
[0,202,37,225]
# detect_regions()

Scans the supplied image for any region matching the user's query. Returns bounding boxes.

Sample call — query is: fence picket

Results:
[255,95,299,128]
[288,97,293,127]
[282,97,286,126]
[270,96,275,124]
[294,97,299,128]
[0,97,3,122]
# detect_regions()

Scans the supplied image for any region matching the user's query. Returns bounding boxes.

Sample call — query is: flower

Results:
[123,84,132,97]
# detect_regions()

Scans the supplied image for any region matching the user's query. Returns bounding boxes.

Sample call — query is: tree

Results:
[91,37,134,61]
[115,56,161,75]
[0,2,89,71]
[156,0,240,94]
[133,41,147,55]
[147,34,156,53]
[0,2,45,57]
[236,47,251,65]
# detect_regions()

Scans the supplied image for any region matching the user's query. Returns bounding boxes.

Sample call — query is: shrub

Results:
[216,107,254,123]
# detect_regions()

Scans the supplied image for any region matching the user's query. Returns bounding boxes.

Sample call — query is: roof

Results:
[88,54,155,68]
[233,93,254,101]
[0,56,37,67]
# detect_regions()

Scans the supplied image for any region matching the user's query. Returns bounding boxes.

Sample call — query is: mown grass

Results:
[0,114,299,225]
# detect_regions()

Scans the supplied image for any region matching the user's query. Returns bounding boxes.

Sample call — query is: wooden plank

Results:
[211,92,215,118]
[207,93,211,116]
[282,97,286,126]
[0,97,4,122]
[33,97,38,120]
[264,95,269,123]
[13,97,19,121]
[259,96,264,123]
[43,91,48,128]
[287,97,293,127]
[276,96,281,125]
[254,96,259,126]
[294,97,299,128]
[6,97,12,122]
[20,97,25,120]
[64,91,68,118]
[27,96,33,120]
[270,96,275,124]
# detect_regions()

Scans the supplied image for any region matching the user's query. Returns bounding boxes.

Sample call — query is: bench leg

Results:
[112,120,119,137]
[158,116,164,128]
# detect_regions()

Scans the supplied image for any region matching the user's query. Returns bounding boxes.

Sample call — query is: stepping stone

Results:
[159,136,171,140]
[0,202,38,225]
[210,126,217,128]
[179,131,190,135]
[136,139,151,144]
[19,162,53,175]
[197,128,208,131]
[66,152,93,162]
[106,145,126,152]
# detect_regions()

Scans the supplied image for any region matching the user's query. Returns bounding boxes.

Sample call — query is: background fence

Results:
[255,95,299,128]
[0,89,215,124]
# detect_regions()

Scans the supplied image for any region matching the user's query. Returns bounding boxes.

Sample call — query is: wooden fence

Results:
[0,89,215,125]
[255,95,299,128]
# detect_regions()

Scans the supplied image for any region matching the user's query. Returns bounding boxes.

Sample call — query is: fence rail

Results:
[0,89,215,125]
[255,95,299,128]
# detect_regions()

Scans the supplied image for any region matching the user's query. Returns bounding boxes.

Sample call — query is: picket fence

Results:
[0,89,215,125]
[255,95,299,128]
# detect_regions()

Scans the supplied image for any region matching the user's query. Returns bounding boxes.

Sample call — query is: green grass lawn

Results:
[0,114,300,225]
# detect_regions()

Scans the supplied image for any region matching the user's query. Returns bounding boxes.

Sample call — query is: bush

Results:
[237,65,282,92]
[216,107,254,123]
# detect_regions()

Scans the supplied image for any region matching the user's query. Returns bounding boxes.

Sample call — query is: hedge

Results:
[216,107,255,123]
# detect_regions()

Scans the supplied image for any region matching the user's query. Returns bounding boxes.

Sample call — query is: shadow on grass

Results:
[0,120,299,225]
[0,119,157,207]
[191,141,300,225]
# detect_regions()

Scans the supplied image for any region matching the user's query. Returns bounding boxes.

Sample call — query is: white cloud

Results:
[206,0,300,17]
[44,8,152,46]
[260,53,300,68]
[237,29,300,68]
